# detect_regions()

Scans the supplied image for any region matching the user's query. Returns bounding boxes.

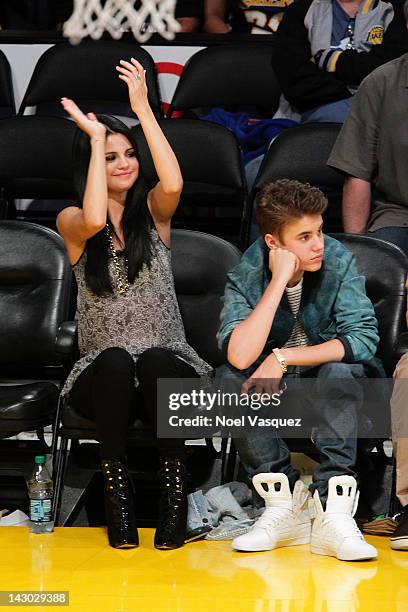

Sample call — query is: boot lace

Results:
[158,460,186,528]
[102,461,133,527]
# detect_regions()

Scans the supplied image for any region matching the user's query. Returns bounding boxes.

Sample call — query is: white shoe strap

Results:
[255,507,292,531]
[324,513,363,540]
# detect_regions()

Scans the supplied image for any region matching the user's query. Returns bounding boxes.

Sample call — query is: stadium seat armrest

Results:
[55,321,78,356]
[395,332,408,361]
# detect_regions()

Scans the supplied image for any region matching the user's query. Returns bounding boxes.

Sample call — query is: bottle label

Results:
[29,499,52,522]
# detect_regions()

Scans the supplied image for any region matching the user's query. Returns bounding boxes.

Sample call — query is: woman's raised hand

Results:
[60,97,106,141]
[116,58,149,115]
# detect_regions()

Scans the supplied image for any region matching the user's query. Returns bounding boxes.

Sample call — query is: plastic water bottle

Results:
[27,455,54,533]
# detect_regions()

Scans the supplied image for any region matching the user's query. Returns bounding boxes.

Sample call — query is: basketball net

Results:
[63,0,180,45]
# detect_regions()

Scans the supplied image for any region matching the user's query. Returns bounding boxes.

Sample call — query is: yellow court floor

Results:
[0,527,406,612]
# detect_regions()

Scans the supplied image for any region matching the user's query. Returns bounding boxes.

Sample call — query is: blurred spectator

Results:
[327,0,408,254]
[0,1,203,33]
[176,0,203,32]
[203,0,293,34]
[390,352,408,551]
[51,1,204,34]
[0,1,74,30]
[0,1,52,30]
[328,52,408,252]
[272,0,408,124]
[246,0,408,195]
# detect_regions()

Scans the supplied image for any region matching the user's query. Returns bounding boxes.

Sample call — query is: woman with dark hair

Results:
[57,58,212,551]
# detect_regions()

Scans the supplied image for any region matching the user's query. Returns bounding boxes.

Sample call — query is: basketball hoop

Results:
[63,0,180,45]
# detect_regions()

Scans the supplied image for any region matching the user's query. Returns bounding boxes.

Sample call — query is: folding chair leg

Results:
[35,428,47,448]
[53,437,69,526]
[51,397,63,464]
[389,457,403,517]
[220,437,229,484]
[221,437,238,484]
[63,483,90,527]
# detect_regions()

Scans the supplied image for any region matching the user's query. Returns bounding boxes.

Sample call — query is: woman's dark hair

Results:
[73,114,153,295]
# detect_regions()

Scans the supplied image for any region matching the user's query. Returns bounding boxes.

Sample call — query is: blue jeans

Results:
[369,227,408,257]
[220,361,365,505]
[300,97,353,124]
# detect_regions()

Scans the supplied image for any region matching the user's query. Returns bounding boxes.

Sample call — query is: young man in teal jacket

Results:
[217,179,382,561]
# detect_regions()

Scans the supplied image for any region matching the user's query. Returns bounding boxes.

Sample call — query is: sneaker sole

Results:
[311,544,377,561]
[233,533,311,552]
[391,538,408,551]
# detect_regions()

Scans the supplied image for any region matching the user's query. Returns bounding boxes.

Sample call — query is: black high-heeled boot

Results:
[101,458,139,549]
[154,457,188,550]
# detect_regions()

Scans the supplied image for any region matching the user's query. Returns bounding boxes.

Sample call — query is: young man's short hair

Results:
[256,179,328,239]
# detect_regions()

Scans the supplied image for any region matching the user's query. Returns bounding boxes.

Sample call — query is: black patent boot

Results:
[101,459,139,549]
[154,457,188,550]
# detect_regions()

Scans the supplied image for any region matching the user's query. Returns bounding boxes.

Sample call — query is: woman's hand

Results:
[116,58,149,115]
[60,97,106,141]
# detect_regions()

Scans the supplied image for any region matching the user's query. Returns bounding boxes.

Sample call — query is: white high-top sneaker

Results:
[232,473,311,552]
[310,475,377,561]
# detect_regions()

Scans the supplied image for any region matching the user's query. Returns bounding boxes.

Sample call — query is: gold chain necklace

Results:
[105,224,130,295]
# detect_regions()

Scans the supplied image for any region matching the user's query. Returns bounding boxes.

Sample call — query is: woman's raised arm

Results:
[116,59,183,229]
[56,98,108,262]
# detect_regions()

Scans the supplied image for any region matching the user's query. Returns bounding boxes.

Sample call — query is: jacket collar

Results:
[312,0,381,15]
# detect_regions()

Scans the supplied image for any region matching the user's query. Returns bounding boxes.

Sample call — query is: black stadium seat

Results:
[0,50,15,118]
[0,116,76,224]
[18,40,162,119]
[248,123,343,244]
[0,221,73,478]
[133,118,248,245]
[167,44,281,118]
[330,234,408,376]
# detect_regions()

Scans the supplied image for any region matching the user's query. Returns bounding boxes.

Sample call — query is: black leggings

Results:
[69,347,200,458]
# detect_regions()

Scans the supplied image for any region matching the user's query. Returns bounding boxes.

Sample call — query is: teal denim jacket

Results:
[217,235,385,377]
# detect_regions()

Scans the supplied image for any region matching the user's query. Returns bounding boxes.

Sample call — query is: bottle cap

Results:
[34,455,46,464]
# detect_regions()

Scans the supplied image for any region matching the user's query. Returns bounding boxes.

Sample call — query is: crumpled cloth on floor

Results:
[200,108,298,164]
[186,481,262,541]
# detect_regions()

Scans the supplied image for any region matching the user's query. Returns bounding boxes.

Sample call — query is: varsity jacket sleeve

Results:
[334,254,380,364]
[271,0,351,112]
[334,1,408,86]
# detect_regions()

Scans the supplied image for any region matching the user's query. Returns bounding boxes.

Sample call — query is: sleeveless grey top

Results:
[61,228,213,397]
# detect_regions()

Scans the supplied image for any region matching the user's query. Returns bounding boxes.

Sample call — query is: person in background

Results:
[327,0,408,254]
[0,0,69,30]
[0,1,203,33]
[176,0,203,32]
[272,0,408,123]
[203,0,292,34]
[389,351,408,550]
[246,0,408,220]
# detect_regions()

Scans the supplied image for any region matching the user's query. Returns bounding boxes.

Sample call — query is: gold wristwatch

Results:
[272,348,288,373]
